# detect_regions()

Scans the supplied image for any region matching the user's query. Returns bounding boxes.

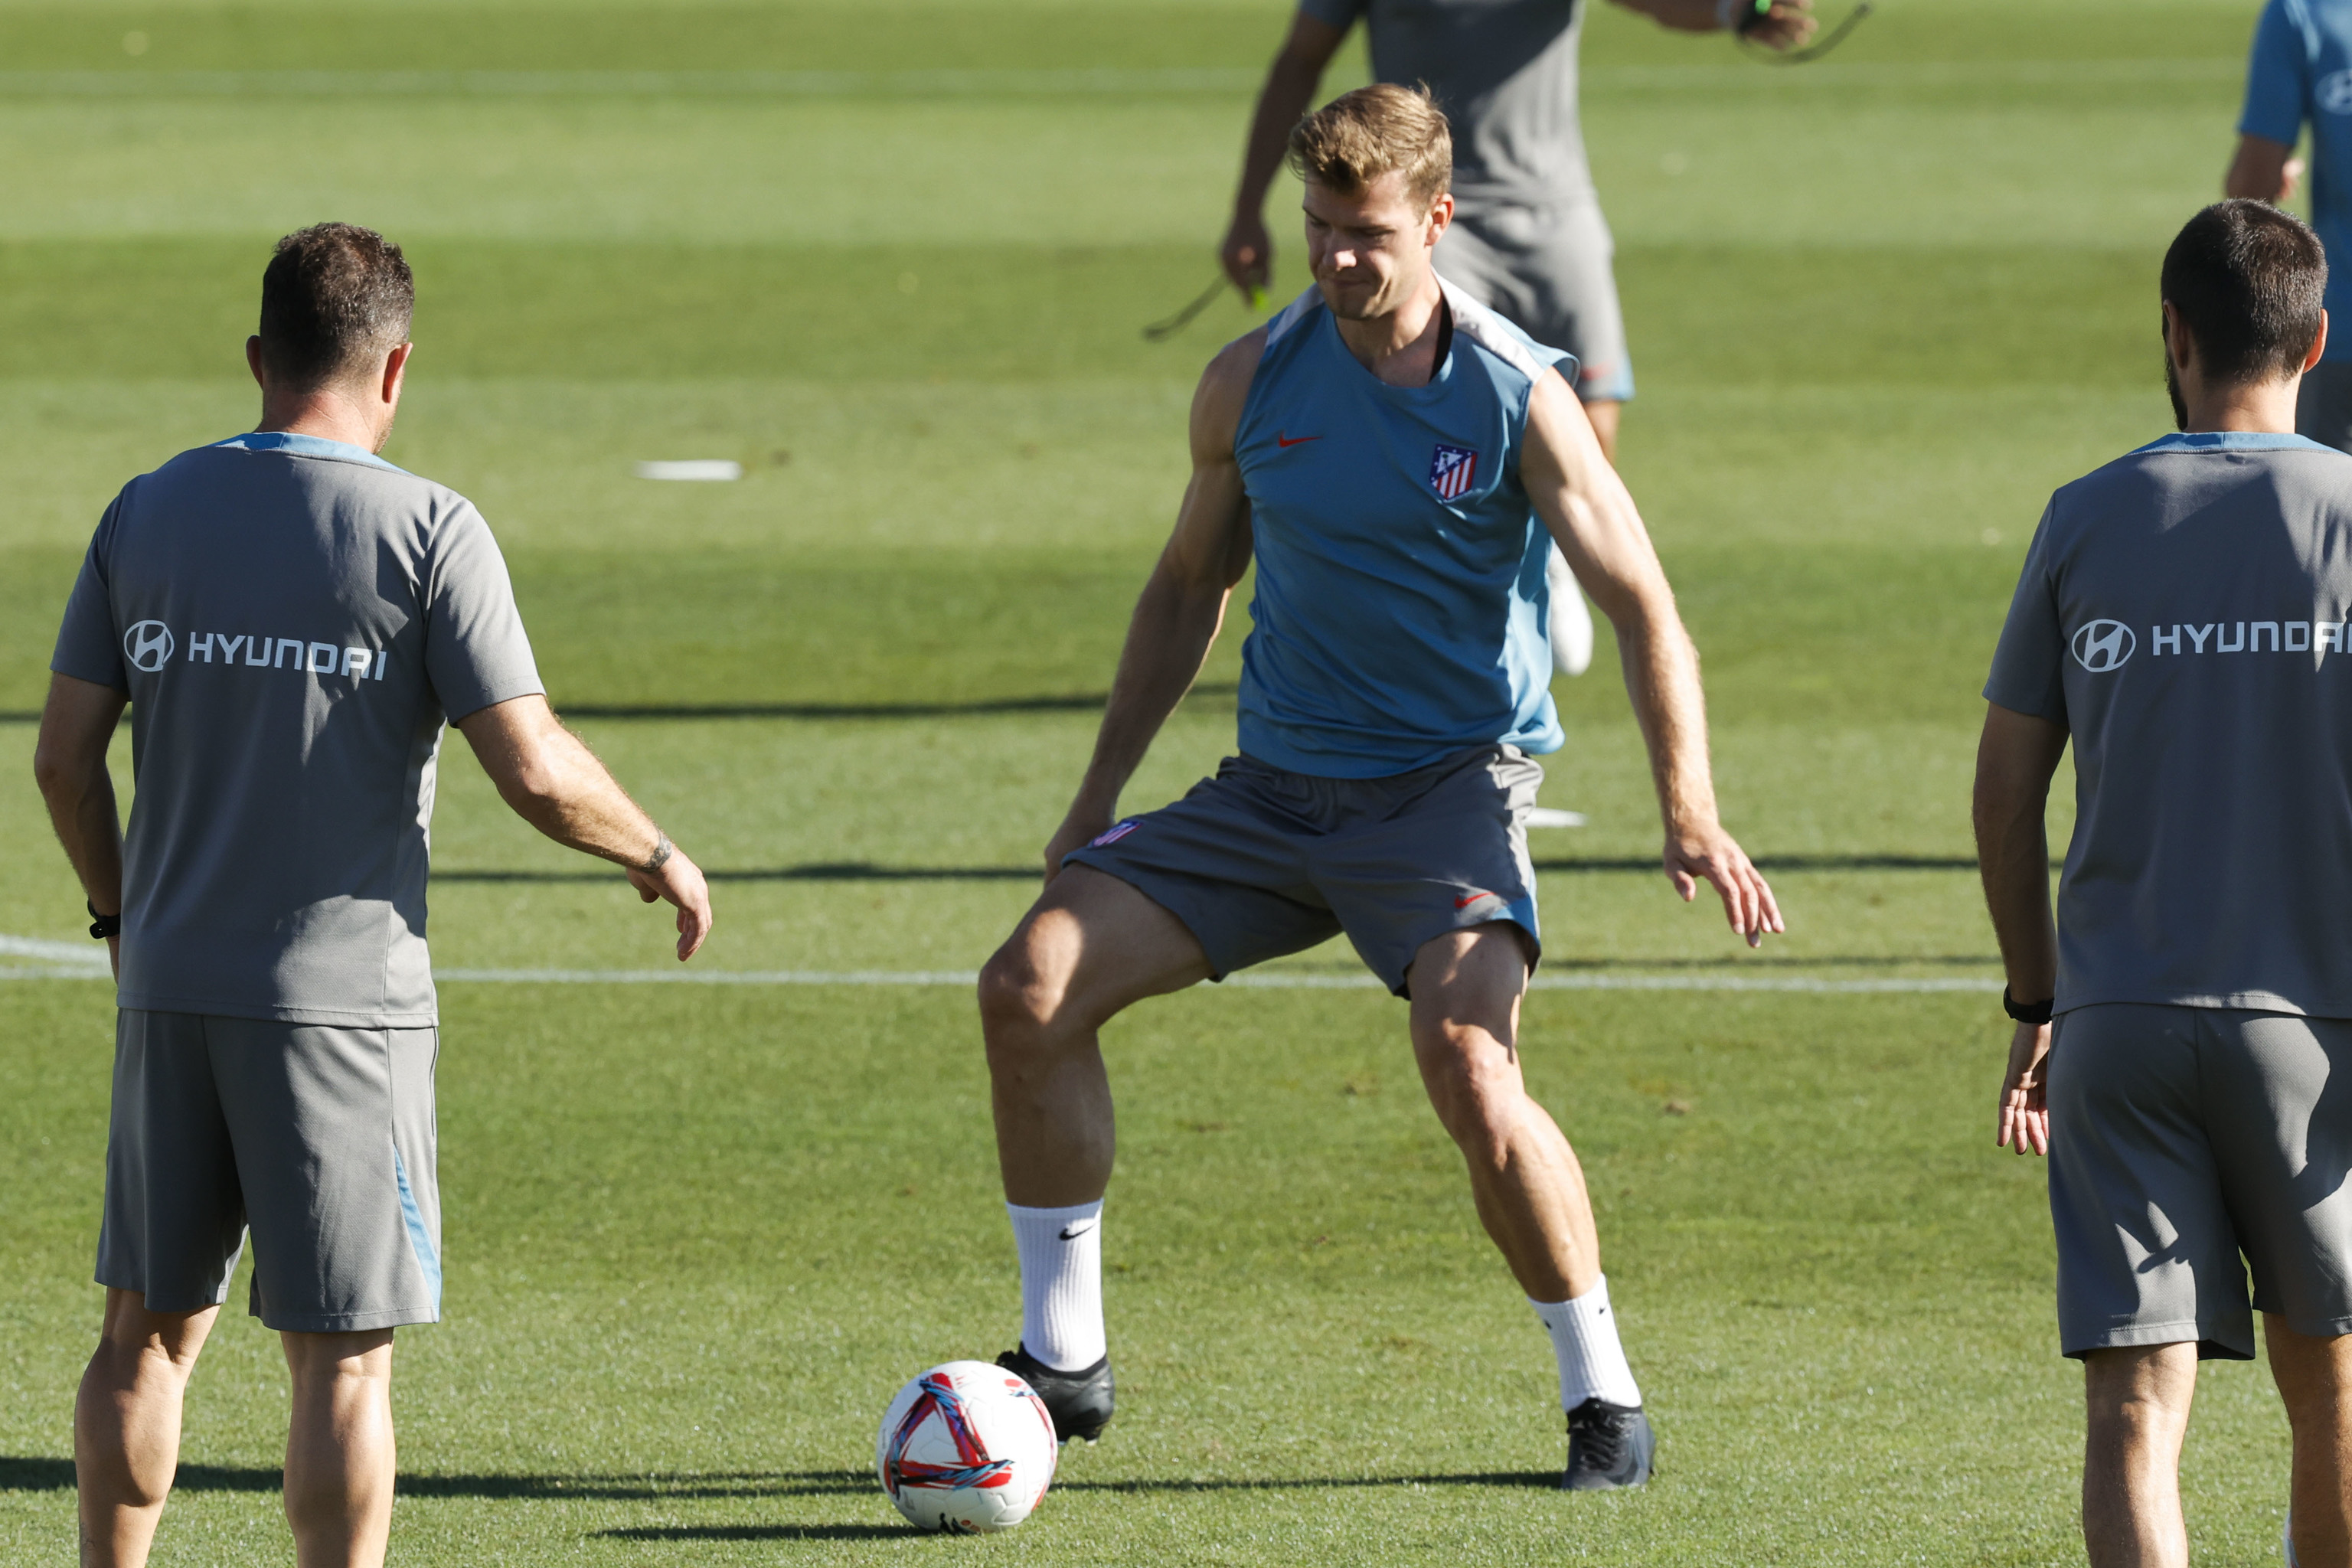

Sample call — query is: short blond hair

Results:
[1285,83,1452,211]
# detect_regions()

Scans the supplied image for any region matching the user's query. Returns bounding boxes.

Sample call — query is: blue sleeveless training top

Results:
[1233,280,1576,779]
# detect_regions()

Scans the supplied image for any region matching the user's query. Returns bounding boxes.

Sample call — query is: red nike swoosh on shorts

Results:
[1276,433,1322,448]
[1454,890,1495,910]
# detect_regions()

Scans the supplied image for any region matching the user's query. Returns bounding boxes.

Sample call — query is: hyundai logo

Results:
[2071,619,2135,673]
[123,620,175,673]
[2323,69,2352,115]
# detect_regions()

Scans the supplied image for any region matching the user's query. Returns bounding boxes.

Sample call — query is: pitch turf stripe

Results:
[0,59,2236,100]
[0,67,1264,99]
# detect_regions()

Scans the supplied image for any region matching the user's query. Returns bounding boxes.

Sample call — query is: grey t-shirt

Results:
[1985,430,2352,1018]
[1300,0,1593,205]
[51,431,544,1027]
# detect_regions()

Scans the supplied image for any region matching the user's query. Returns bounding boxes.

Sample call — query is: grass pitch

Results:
[0,0,2308,1561]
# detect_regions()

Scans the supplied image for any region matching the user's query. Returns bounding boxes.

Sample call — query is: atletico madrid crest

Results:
[1429,443,1478,501]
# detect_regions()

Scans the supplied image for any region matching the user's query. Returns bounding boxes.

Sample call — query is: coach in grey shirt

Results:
[35,223,714,1568]
[1978,200,2352,1568]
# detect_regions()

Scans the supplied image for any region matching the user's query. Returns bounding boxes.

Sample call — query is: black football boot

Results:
[996,1346,1115,1444]
[1560,1397,1657,1491]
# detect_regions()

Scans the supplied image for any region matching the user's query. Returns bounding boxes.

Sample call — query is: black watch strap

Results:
[2002,985,2053,1026]
[87,900,121,940]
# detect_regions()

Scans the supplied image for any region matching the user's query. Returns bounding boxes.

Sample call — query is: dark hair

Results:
[2160,200,2326,384]
[256,223,413,390]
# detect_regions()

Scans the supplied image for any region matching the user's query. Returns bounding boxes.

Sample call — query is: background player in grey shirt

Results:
[1220,0,1813,680]
[35,224,714,1568]
[1978,201,2352,1568]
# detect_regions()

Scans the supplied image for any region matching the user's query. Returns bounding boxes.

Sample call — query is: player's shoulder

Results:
[1442,282,1575,393]
[2050,433,2352,535]
[1191,322,1274,449]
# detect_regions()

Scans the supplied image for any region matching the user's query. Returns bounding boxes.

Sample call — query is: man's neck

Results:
[1331,272,1448,388]
[256,391,383,452]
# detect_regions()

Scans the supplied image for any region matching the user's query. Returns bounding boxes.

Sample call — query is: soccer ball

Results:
[876,1361,1059,1533]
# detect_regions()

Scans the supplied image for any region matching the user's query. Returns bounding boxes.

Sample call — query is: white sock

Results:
[1008,1200,1106,1371]
[1530,1276,1642,1410]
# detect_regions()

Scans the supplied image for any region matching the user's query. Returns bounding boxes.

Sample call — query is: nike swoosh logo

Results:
[1454,890,1494,910]
[1276,433,1322,448]
[1058,1222,1096,1241]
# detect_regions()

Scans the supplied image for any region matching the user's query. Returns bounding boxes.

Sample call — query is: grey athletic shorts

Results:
[2047,1002,2352,1361]
[1063,744,1544,996]
[1436,198,1634,403]
[2298,359,2352,455]
[97,1011,443,1333]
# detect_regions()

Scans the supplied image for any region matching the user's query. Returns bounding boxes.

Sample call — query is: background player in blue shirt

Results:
[983,86,1779,1491]
[2233,0,2352,451]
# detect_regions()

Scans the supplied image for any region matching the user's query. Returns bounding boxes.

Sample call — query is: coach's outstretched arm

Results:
[1972,702,2066,1158]
[1519,371,1782,946]
[32,672,129,976]
[1042,338,1260,879]
[458,694,714,959]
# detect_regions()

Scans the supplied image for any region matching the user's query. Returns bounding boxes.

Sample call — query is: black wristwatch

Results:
[2002,985,2053,1026]
[87,900,120,940]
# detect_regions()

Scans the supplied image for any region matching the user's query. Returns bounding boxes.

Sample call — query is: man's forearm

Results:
[1234,52,1324,220]
[1615,604,1718,831]
[1609,0,1727,33]
[1975,790,2057,1000]
[1070,567,1231,820]
[41,773,123,914]
[1973,710,2064,1001]
[497,727,668,868]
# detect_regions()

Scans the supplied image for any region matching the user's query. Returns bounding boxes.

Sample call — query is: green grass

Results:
[0,0,2309,1560]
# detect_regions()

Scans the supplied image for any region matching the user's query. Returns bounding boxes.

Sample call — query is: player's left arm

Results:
[31,671,128,977]
[1518,371,1783,946]
[1608,0,1815,48]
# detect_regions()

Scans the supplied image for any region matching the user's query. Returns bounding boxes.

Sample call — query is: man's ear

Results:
[2160,299,2191,376]
[380,342,413,405]
[245,335,266,390]
[2305,309,2329,374]
[1425,190,1455,247]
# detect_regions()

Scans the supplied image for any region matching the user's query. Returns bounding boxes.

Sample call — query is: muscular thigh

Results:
[998,866,1217,1027]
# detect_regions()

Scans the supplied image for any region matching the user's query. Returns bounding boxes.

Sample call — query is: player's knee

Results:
[977,944,1068,1048]
[1419,1035,1523,1152]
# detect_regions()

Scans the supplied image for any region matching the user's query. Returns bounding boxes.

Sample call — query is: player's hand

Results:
[1041,809,1112,889]
[1221,211,1274,302]
[1740,0,1817,50]
[1663,822,1783,948]
[1995,1019,2051,1156]
[2283,156,2308,203]
[626,845,713,962]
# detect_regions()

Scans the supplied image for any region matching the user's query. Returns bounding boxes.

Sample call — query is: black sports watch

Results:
[87,900,120,940]
[2002,986,2053,1026]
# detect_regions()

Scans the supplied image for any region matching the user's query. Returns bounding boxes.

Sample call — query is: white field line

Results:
[0,936,1995,991]
[0,59,2236,100]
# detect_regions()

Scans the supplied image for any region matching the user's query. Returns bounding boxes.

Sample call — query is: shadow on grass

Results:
[0,1459,871,1501]
[598,1524,915,1540]
[2,1458,1556,1500]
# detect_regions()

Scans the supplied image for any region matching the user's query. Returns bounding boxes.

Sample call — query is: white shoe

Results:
[1547,547,1594,678]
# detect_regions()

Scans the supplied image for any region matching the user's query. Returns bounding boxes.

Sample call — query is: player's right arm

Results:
[2224,133,2302,203]
[32,672,128,977]
[1221,11,1348,302]
[457,694,714,960]
[1972,701,2067,1158]
[1042,335,1263,882]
